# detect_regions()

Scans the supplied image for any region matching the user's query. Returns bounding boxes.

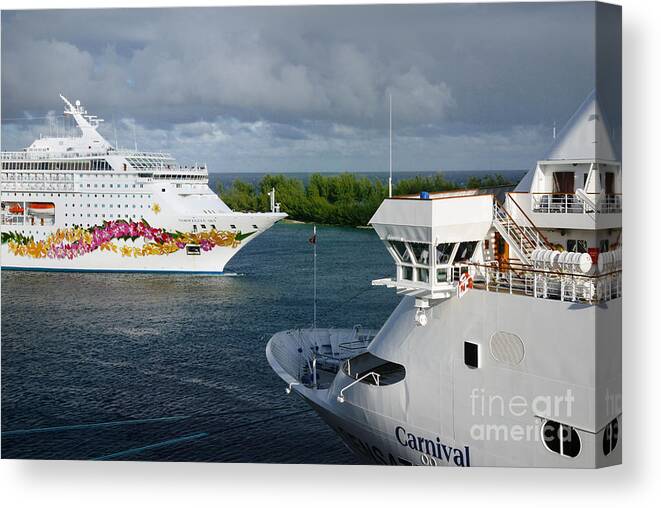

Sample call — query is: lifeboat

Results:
[27,202,55,215]
[8,203,24,214]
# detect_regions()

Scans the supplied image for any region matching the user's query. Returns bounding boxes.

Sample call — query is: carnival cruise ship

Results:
[1,95,286,273]
[267,91,622,467]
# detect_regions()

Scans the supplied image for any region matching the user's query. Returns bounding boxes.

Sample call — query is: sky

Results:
[0,3,621,173]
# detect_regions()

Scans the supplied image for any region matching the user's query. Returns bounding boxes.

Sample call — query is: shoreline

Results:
[280,218,373,229]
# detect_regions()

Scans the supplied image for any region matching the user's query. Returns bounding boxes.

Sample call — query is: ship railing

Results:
[492,198,549,263]
[598,194,622,213]
[150,164,208,174]
[468,261,621,304]
[1,149,173,161]
[532,192,622,214]
[337,371,381,403]
[268,328,376,390]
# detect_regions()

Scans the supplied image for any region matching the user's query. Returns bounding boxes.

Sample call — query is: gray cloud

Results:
[1,3,618,173]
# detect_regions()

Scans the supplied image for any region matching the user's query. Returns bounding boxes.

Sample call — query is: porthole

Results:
[602,418,619,456]
[541,420,581,458]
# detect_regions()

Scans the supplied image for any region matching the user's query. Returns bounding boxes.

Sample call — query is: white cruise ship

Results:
[267,91,622,467]
[1,95,286,273]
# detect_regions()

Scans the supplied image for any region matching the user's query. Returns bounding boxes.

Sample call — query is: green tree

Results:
[219,171,516,227]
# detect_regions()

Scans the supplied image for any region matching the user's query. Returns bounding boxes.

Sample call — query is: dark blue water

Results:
[1,223,400,463]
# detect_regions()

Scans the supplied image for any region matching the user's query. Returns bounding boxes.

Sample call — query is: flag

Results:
[308,225,317,245]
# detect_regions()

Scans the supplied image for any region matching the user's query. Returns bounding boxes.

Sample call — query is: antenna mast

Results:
[133,122,138,151]
[313,224,317,329]
[388,94,393,198]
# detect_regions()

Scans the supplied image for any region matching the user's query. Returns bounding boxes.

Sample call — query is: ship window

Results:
[464,341,479,368]
[600,240,610,253]
[193,225,198,232]
[553,171,575,194]
[542,420,581,458]
[417,267,429,283]
[389,240,411,262]
[602,418,619,456]
[402,266,413,281]
[342,352,405,386]
[566,239,588,253]
[455,241,478,262]
[201,224,207,229]
[410,242,430,265]
[230,224,236,229]
[436,243,454,265]
[186,245,201,256]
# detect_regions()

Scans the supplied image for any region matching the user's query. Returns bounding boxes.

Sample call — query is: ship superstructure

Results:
[267,91,622,467]
[1,95,286,273]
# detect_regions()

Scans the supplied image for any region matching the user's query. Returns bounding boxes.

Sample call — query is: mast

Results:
[59,94,110,149]
[313,224,317,329]
[389,94,393,198]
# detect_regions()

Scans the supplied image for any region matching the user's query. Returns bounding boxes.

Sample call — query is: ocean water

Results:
[1,223,400,463]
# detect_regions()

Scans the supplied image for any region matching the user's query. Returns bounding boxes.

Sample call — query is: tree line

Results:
[218,172,513,227]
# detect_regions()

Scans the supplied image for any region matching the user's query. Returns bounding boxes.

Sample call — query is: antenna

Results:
[112,116,119,149]
[132,122,138,151]
[389,94,393,198]
[553,120,557,140]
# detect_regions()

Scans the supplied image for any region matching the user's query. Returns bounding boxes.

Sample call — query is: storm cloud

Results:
[1,3,618,172]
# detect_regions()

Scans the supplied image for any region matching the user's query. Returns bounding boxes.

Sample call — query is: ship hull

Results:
[1,244,235,273]
[267,290,622,468]
[1,212,285,274]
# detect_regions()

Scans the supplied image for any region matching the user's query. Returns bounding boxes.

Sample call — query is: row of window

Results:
[389,240,478,285]
[1,160,112,171]
[66,194,147,201]
[81,182,144,189]
[551,170,617,194]
[153,174,207,180]
[125,156,176,169]
[390,240,478,267]
[2,172,74,181]
[566,239,611,254]
[2,183,74,191]
[65,203,145,212]
[2,192,147,200]
[63,213,142,226]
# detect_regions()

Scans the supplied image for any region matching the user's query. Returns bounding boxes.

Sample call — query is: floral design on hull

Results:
[1,220,253,259]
